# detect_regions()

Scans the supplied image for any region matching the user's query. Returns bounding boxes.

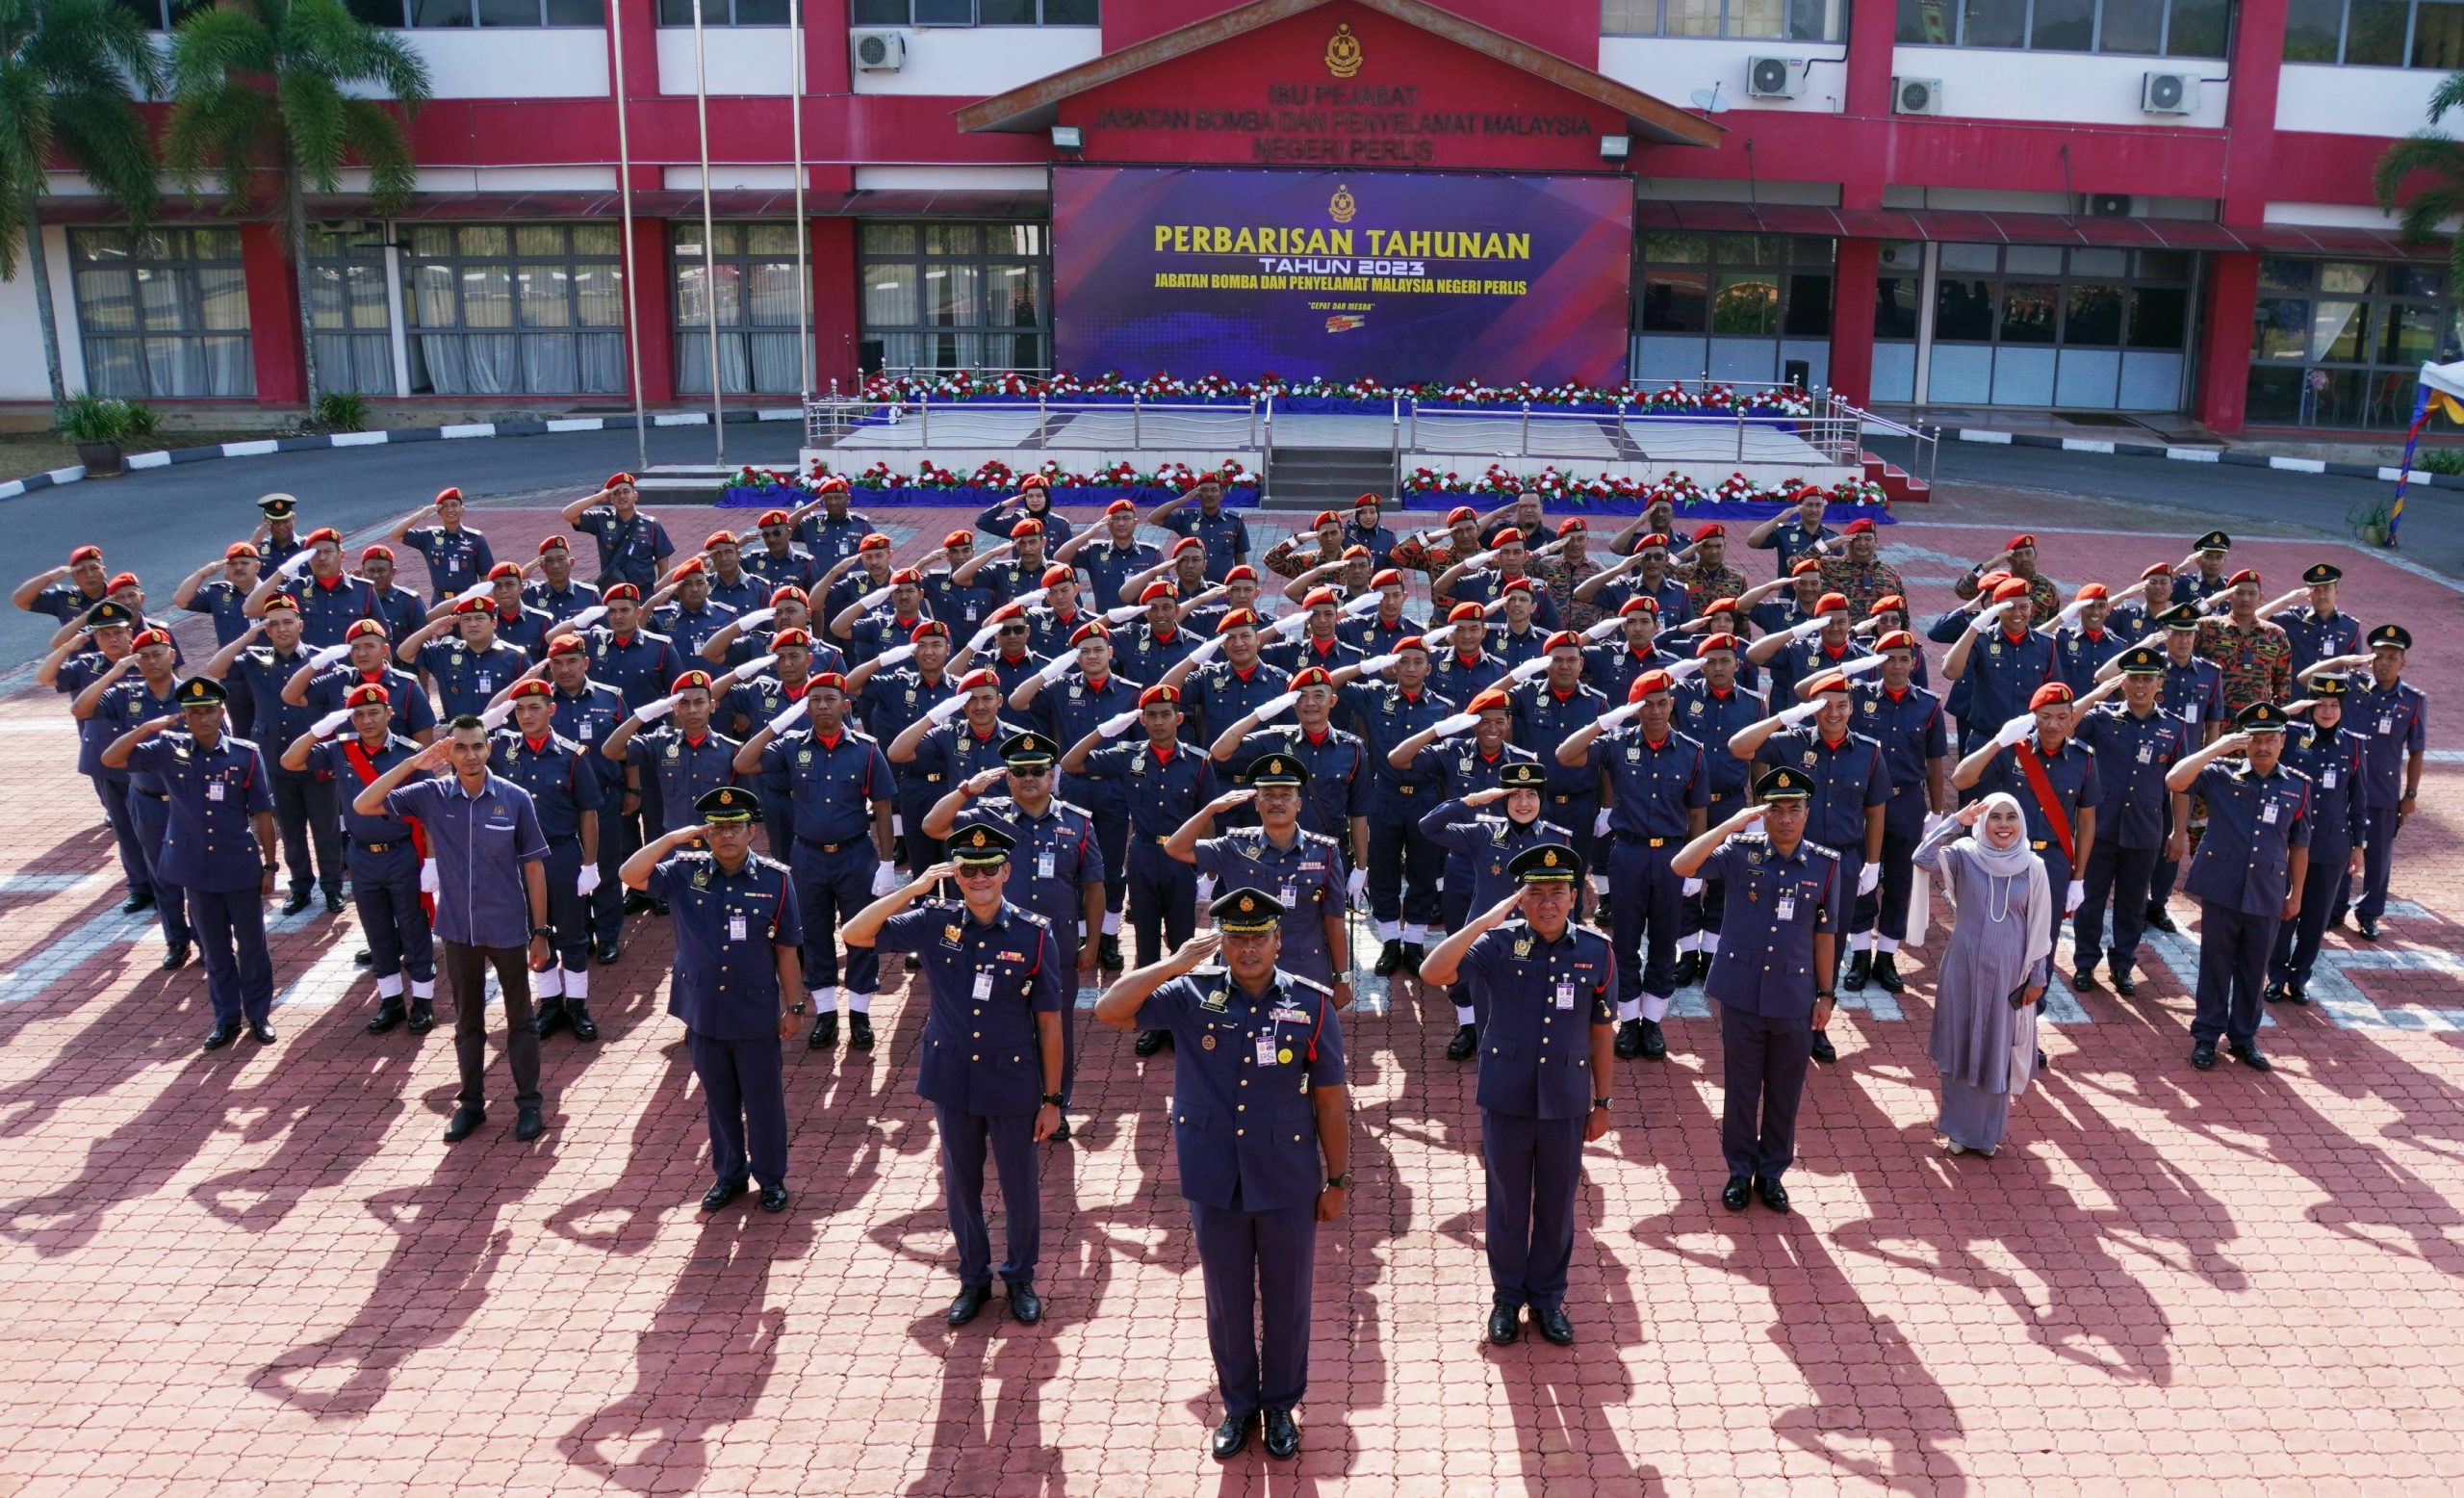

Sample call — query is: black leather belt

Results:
[354,839,401,854]
[2031,839,2050,849]
[1615,833,1673,848]
[136,790,167,802]
[798,836,860,854]
[1550,793,1587,804]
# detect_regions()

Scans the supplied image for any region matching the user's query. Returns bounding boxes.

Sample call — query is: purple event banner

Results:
[1052,166,1631,388]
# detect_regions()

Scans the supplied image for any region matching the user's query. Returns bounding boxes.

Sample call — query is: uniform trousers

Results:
[349,844,434,983]
[591,788,634,941]
[1858,819,1923,942]
[2074,840,2160,978]
[1607,837,1683,1010]
[189,886,273,1027]
[933,1102,1040,1287]
[1681,792,1741,948]
[2273,852,2353,989]
[91,775,149,900]
[895,789,942,877]
[1126,840,1196,968]
[1364,803,1443,931]
[791,838,881,995]
[1189,1193,1318,1421]
[1064,773,1131,916]
[1545,791,1599,888]
[1440,875,1477,1020]
[539,839,594,975]
[126,788,192,947]
[1718,1003,1813,1180]
[2338,805,2403,925]
[690,1029,787,1188]
[2191,901,2278,1048]
[441,938,542,1106]
[1481,1110,1584,1313]
[269,770,344,901]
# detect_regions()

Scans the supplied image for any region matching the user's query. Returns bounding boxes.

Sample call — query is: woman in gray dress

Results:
[1914,792,2050,1156]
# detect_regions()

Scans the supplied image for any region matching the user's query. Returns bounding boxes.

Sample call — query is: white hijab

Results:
[1952,792,2053,979]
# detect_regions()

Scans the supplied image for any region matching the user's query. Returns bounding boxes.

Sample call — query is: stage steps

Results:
[1265,445,1398,510]
[1861,450,1931,504]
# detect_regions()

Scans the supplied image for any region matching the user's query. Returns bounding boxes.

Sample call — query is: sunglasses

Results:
[1009,765,1050,778]
[999,626,1028,636]
[955,864,1005,880]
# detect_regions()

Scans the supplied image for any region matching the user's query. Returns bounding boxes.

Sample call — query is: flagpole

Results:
[691,0,725,466]
[608,0,647,473]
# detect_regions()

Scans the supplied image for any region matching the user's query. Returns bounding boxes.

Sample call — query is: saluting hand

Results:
[911,861,959,893]
[1463,786,1512,808]
[962,767,1006,796]
[1725,803,1770,834]
[1954,800,1989,828]
[1209,788,1256,814]
[410,737,454,772]
[1176,930,1223,969]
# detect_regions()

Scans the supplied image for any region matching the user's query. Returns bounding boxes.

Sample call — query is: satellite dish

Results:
[1689,84,1731,115]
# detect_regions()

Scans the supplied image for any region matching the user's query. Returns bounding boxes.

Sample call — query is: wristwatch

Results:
[1592,1097,1612,1111]
[1324,1173,1352,1190]
[1815,990,1835,1000]
[260,860,279,873]
[789,1002,807,1016]
[1040,1093,1064,1107]
[530,924,552,939]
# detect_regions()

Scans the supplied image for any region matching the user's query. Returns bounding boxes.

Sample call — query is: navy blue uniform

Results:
[368,583,428,649]
[706,567,771,616]
[2050,628,2127,698]
[182,579,258,647]
[1193,828,1345,985]
[1418,806,1576,934]
[2150,650,2228,909]
[1083,738,1218,966]
[1337,608,1421,661]
[875,902,1065,1290]
[650,849,803,1191]
[1076,538,1163,612]
[240,650,350,906]
[573,505,675,590]
[1757,728,1888,935]
[2344,677,2427,928]
[654,599,740,659]
[2185,758,2311,1048]
[1118,623,1201,687]
[1770,637,1871,707]
[1180,658,1292,751]
[1674,680,1764,955]
[949,796,1103,1103]
[1589,727,1709,1013]
[1416,736,1539,1012]
[586,628,688,712]
[127,733,275,1028]
[2274,721,2367,992]
[401,524,495,602]
[852,669,959,869]
[2070,704,2191,982]
[309,735,435,988]
[2271,606,2362,680]
[743,546,822,594]
[1027,669,1143,914]
[58,656,152,905]
[841,609,931,667]
[1699,833,1841,1181]
[1225,723,1369,857]
[1157,507,1250,583]
[304,666,438,739]
[759,727,894,1001]
[522,578,603,631]
[1976,737,2101,955]
[26,576,109,623]
[918,572,995,634]
[624,726,742,837]
[1582,642,1678,711]
[552,681,631,941]
[1336,680,1455,940]
[1136,967,1344,1423]
[1955,627,2057,751]
[417,637,531,722]
[292,573,382,648]
[795,508,874,568]
[99,676,192,945]
[489,729,605,973]
[1852,682,1951,944]
[1259,633,1362,679]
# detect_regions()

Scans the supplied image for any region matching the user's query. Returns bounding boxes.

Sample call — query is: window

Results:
[657,0,789,23]
[1633,232,1835,386]
[1603,0,1848,39]
[108,0,209,28]
[1924,243,2194,408]
[848,0,1098,22]
[2246,258,2458,428]
[402,223,626,396]
[858,221,1050,375]
[673,222,809,395]
[2276,0,2464,60]
[1895,0,2228,54]
[70,227,254,399]
[365,0,602,21]
[307,230,396,397]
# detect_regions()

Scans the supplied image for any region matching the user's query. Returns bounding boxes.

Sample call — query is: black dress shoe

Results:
[352,948,372,967]
[2144,904,2178,934]
[1446,1023,1478,1061]
[1261,1408,1300,1460]
[947,1283,992,1327]
[202,1020,242,1051]
[2071,961,2100,993]
[122,891,156,915]
[1487,1303,1522,1344]
[2227,1040,2274,1072]
[1754,1175,1791,1213]
[904,952,921,971]
[1047,1120,1072,1143]
[406,1002,436,1034]
[848,1013,875,1051]
[324,892,346,916]
[1008,1283,1043,1325]
[622,891,656,916]
[806,1012,838,1050]
[2356,916,2380,941]
[758,1184,789,1213]
[1637,1017,1667,1061]
[1135,1028,1168,1056]
[2264,981,2286,1003]
[1373,939,1402,977]
[514,1103,544,1142]
[1400,943,1425,975]
[1809,1029,1837,1065]
[1099,935,1122,971]
[246,1020,276,1046]
[2190,1040,2218,1071]
[566,1000,599,1042]
[1211,1411,1257,1459]
[1721,1175,1751,1211]
[593,940,621,966]
[2284,981,2309,1005]
[703,1175,749,1211]
[1613,1019,1645,1059]
[1871,952,1905,994]
[532,1001,569,1040]
[161,942,191,971]
[445,1104,486,1142]
[2111,970,2138,996]
[1842,950,1871,992]
[1532,1306,1576,1346]
[281,891,313,917]
[367,1001,406,1034]
[1673,951,1702,988]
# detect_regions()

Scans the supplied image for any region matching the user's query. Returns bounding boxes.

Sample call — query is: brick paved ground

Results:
[2,496,2460,1497]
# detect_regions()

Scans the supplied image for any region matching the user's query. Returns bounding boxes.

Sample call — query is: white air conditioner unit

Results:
[1747,56,1808,98]
[2087,193,2135,219]
[1893,76,1943,116]
[2142,71,2199,114]
[851,29,907,71]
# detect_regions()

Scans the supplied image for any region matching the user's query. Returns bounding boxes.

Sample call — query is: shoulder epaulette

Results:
[1283,973,1331,995]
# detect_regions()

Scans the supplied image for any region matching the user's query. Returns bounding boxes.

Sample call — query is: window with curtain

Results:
[857,221,1050,375]
[402,223,626,397]
[2246,258,2458,427]
[1632,232,1835,387]
[672,222,809,395]
[70,227,255,399]
[2286,0,2464,61]
[307,230,397,398]
[847,0,1098,21]
[1891,0,2229,53]
[1923,243,2195,409]
[1602,0,1849,39]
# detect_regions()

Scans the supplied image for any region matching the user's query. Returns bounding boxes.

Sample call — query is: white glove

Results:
[1682,877,1705,896]
[1104,603,1147,625]
[1185,635,1229,665]
[732,652,778,680]
[1788,616,1828,640]
[1597,701,1645,731]
[871,644,916,670]
[1251,690,1299,724]
[1581,617,1622,641]
[279,551,315,579]
[1194,874,1215,905]
[1037,654,1076,684]
[310,708,352,737]
[1464,547,1502,570]
[1967,601,2012,634]
[767,697,809,735]
[857,583,894,613]
[734,607,777,632]
[634,693,678,724]
[1857,863,1879,896]
[872,863,903,897]
[1778,699,1823,727]
[453,580,494,605]
[1481,596,1510,616]
[1594,808,1612,836]
[1507,656,1553,682]
[1356,652,1401,677]
[568,605,608,633]
[577,864,602,897]
[1665,657,1707,683]
[1992,712,2035,749]
[1429,710,1480,738]
[1011,586,1050,612]
[926,694,970,727]
[2051,598,2093,630]
[309,642,351,669]
[1266,611,1311,639]
[1840,653,1888,678]
[2065,878,2085,916]
[419,859,438,895]
[966,621,1004,652]
[1347,866,1367,901]
[1098,708,1142,737]
[1340,591,1383,617]
[477,700,514,731]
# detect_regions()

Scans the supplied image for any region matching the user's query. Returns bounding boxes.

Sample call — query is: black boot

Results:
[1135,1028,1170,1056]
[806,1011,838,1050]
[848,1012,874,1051]
[366,999,406,1034]
[532,998,569,1039]
[1613,1020,1645,1059]
[566,998,599,1042]
[1870,951,1905,994]
[1446,1023,1477,1061]
[1400,942,1425,975]
[1636,1017,1667,1060]
[2144,902,2178,935]
[1373,939,1402,977]
[1099,934,1123,971]
[406,1000,437,1033]
[1842,951,1871,992]
[1673,951,1702,987]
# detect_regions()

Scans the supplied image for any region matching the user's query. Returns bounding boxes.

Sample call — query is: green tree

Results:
[165,0,427,404]
[2374,70,2464,288]
[0,0,164,414]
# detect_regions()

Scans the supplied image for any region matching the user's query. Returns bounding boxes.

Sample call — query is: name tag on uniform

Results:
[972,969,993,999]
[2184,707,2200,724]
[476,673,494,691]
[1776,892,1796,921]
[1553,983,1575,1010]
[728,914,748,941]
[2323,768,2338,788]
[2137,743,2153,764]
[1037,851,1055,878]
[2378,716,2395,735]
[207,780,225,802]
[578,722,594,739]
[2261,800,2279,825]
[1278,882,1297,908]
[1254,1033,1277,1067]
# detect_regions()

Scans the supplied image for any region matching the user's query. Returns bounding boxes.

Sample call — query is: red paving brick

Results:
[0,497,2459,1495]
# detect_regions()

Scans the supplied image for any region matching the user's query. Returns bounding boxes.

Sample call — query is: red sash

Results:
[2015,745,2075,865]
[343,740,433,917]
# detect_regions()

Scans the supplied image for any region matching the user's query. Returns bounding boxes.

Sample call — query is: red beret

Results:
[1041,563,1074,586]
[345,619,389,641]
[303,527,343,547]
[1445,506,1476,526]
[672,670,715,694]
[1353,493,1382,510]
[1629,669,1675,701]
[1790,558,1823,578]
[1634,532,1671,552]
[68,544,103,564]
[1545,630,1581,651]
[910,621,949,641]
[2030,682,2075,710]
[2076,583,2110,602]
[230,542,263,561]
[345,683,390,708]
[888,568,922,585]
[1068,620,1109,645]
[1290,665,1334,688]
[1990,578,2032,603]
[1342,544,1371,560]
[2007,532,2037,551]
[1140,581,1178,603]
[1694,633,1741,656]
[1314,509,1340,529]
[988,602,1027,623]
[808,671,847,693]
[1492,528,1525,548]
[1704,597,1740,616]
[1171,536,1205,556]
[352,543,385,562]
[1557,518,1587,535]
[1302,587,1339,608]
[2229,568,2261,587]
[507,678,553,700]
[942,529,973,550]
[130,628,173,651]
[1215,608,1260,633]
[1224,565,1258,583]
[261,593,299,613]
[771,628,813,649]
[2140,562,2174,581]
[1692,523,1725,542]
[1010,518,1044,539]
[605,472,635,489]
[1876,630,1917,651]
[958,668,1000,693]
[1815,592,1850,614]
[1869,594,1907,615]
[434,486,463,504]
[771,584,809,604]
[1467,687,1512,714]
[1804,671,1851,696]
[1138,684,1181,708]
[701,529,736,551]
[813,475,850,494]
[603,582,642,603]
[487,561,524,581]
[1618,596,1658,617]
[1502,577,1533,595]
[1018,474,1049,490]
[1447,602,1486,623]
[1841,518,1877,535]
[1393,634,1429,655]
[756,509,793,528]
[451,595,493,616]
[545,634,587,658]
[1100,498,1136,517]
[1372,568,1403,588]
[671,556,707,579]
[536,535,570,555]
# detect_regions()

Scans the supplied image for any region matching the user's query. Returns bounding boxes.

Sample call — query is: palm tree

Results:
[164,0,427,405]
[0,0,164,414]
[2374,70,2464,289]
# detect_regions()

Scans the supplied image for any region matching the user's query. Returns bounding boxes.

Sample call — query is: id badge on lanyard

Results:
[1254,1031,1277,1067]
[1553,982,1575,1010]
[1776,891,1797,922]
[2261,798,2279,826]
[1037,850,1056,879]
[972,969,993,1000]
[207,779,226,802]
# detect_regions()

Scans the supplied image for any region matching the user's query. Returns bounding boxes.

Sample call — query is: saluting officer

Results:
[623,786,805,1215]
[1168,754,1349,998]
[1014,618,1144,970]
[2341,624,2426,940]
[1149,471,1252,583]
[1329,638,1456,977]
[401,595,532,720]
[522,534,603,628]
[2270,562,2362,680]
[1395,686,1537,1053]
[283,683,437,1033]
[604,669,742,843]
[923,733,1105,1137]
[2271,677,2367,1005]
[535,633,631,959]
[2136,601,2225,933]
[2167,703,2311,1072]
[100,678,281,1050]
[252,493,305,572]
[1844,632,1950,995]
[1674,769,1841,1214]
[1942,576,2056,757]
[845,827,1065,1329]
[82,626,196,964]
[1420,844,1614,1347]
[51,606,167,922]
[2067,649,2192,997]
[1953,682,2100,991]
[1419,761,1575,928]
[562,473,677,589]
[392,486,496,603]
[1674,633,1763,984]
[490,678,605,1043]
[845,621,961,877]
[1093,892,1348,1462]
[1205,665,1371,897]
[1512,631,1612,877]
